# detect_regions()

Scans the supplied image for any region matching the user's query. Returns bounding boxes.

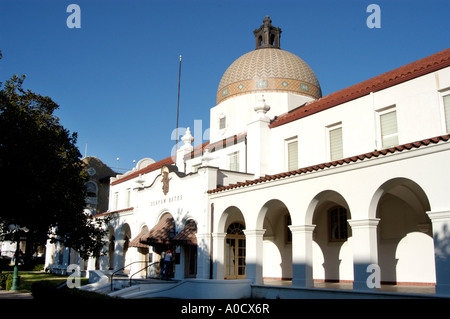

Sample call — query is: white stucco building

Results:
[48,16,450,298]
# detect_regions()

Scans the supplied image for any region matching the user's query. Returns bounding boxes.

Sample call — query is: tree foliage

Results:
[0,56,107,260]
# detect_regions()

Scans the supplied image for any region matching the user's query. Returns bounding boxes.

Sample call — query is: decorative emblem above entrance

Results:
[161,166,171,195]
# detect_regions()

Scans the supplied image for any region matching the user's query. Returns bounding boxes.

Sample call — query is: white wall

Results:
[269,67,450,175]
[210,92,313,144]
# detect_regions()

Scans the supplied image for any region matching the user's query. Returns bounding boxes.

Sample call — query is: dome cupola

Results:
[216,16,321,105]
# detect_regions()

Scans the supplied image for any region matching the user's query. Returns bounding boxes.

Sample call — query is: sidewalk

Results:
[0,290,33,299]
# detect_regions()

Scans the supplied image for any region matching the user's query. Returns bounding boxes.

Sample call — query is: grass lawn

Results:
[14,271,89,292]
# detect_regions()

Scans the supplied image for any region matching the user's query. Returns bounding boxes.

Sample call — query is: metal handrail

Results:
[129,261,159,287]
[110,261,151,291]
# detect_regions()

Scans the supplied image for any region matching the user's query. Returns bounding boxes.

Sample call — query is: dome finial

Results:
[253,16,282,50]
[254,94,270,119]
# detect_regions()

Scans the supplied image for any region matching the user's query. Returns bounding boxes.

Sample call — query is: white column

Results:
[426,211,450,297]
[347,218,380,291]
[289,225,316,288]
[243,229,266,285]
[174,246,183,280]
[113,239,126,272]
[87,256,96,271]
[212,233,226,280]
[44,240,55,270]
[195,232,211,279]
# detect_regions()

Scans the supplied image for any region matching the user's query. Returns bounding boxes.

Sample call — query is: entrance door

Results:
[184,245,197,278]
[225,222,246,279]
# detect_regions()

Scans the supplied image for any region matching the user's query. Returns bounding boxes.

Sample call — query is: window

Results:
[219,115,226,130]
[329,207,348,242]
[328,125,343,161]
[286,138,298,171]
[113,192,119,210]
[126,188,131,207]
[443,93,450,133]
[85,181,97,198]
[228,151,239,171]
[379,108,398,148]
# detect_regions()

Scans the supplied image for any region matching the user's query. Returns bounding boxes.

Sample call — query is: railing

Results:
[129,261,159,287]
[110,261,156,291]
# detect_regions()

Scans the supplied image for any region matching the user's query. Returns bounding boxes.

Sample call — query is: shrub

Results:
[0,271,19,290]
[32,264,44,271]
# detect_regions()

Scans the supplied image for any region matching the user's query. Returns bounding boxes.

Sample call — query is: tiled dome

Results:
[217,47,322,104]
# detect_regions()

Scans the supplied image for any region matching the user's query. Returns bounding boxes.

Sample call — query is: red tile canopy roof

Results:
[270,48,450,128]
[110,156,174,186]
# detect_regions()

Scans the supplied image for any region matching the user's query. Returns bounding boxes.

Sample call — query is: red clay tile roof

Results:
[269,48,450,128]
[92,207,134,218]
[171,219,197,246]
[110,156,174,186]
[140,214,175,246]
[208,134,450,194]
[130,227,150,248]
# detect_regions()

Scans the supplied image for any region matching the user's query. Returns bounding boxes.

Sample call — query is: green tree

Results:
[0,54,107,261]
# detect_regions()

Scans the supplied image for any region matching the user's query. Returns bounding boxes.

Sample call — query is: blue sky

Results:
[1,0,449,172]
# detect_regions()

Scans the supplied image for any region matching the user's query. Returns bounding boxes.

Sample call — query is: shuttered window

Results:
[380,110,398,148]
[219,116,226,130]
[228,151,239,171]
[444,94,450,133]
[329,127,343,161]
[287,140,298,171]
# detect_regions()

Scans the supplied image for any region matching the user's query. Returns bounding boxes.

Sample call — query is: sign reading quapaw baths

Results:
[150,195,183,207]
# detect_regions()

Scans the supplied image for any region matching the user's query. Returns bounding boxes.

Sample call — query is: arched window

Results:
[227,222,245,235]
[85,181,98,198]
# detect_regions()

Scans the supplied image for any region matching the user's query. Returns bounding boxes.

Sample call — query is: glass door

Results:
[225,222,246,279]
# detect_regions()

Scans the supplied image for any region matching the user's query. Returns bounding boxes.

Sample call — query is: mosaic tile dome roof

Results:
[216,16,321,104]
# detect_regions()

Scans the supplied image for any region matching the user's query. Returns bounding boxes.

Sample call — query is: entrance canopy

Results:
[129,227,149,248]
[140,214,175,247]
[172,220,197,246]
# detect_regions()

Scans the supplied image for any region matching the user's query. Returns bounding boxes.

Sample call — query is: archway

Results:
[257,199,292,281]
[172,219,198,278]
[116,223,131,272]
[225,222,246,279]
[142,212,176,278]
[371,178,435,285]
[307,190,353,283]
[129,225,150,278]
[218,206,246,279]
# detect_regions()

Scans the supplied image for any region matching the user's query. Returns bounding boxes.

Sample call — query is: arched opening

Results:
[308,191,353,284]
[172,219,198,278]
[139,212,176,278]
[116,223,131,273]
[134,225,150,278]
[257,199,292,281]
[373,178,435,285]
[219,206,246,280]
[225,222,246,279]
